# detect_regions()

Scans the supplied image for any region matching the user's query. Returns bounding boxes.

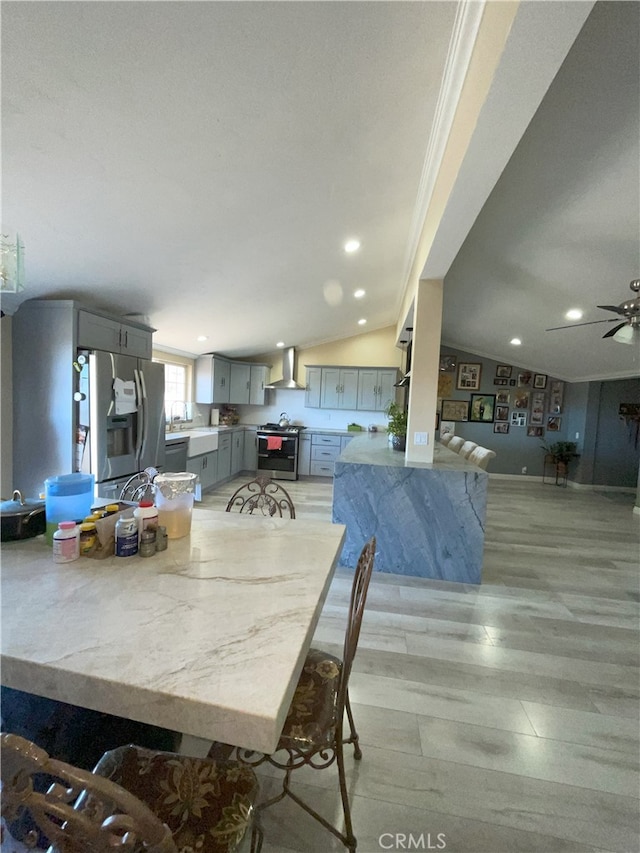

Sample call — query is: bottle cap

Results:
[79,522,97,532]
[58,521,77,530]
[139,500,154,508]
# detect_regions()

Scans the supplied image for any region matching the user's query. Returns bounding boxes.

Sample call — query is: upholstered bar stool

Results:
[459,440,478,459]
[469,446,496,470]
[447,436,465,453]
[439,433,453,446]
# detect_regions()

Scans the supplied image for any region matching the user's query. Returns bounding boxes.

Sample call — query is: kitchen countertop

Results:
[336,432,482,470]
[1,510,346,755]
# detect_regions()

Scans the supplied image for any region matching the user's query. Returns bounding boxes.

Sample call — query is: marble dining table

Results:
[1,509,346,756]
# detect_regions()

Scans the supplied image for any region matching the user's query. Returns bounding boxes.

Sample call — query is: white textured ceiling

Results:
[1,1,638,382]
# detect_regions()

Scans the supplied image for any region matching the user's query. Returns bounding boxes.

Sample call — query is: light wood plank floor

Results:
[201,477,640,853]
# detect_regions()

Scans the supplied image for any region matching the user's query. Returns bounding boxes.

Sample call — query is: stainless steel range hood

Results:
[264,347,305,390]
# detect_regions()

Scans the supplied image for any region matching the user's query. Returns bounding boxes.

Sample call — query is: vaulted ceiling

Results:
[2,1,638,382]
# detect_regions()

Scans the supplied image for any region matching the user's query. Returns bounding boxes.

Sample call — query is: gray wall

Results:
[1,315,13,497]
[438,346,640,487]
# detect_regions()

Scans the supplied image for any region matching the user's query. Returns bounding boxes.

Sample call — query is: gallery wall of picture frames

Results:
[438,353,566,438]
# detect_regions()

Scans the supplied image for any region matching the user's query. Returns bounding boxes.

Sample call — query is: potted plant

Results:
[385,402,408,451]
[541,440,579,477]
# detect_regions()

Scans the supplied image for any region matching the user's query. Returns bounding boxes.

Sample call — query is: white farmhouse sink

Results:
[185,430,219,456]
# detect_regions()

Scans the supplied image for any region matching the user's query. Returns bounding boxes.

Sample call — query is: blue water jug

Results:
[44,473,95,545]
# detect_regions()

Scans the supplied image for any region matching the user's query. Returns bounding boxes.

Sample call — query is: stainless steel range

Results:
[256,423,306,481]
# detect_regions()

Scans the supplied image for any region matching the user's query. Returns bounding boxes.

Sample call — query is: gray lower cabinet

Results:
[187,450,217,493]
[299,433,311,476]
[217,433,232,482]
[309,433,341,477]
[243,430,258,472]
[231,430,245,475]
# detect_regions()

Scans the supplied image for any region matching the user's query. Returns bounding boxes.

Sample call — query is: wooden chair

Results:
[447,436,465,453]
[1,733,263,853]
[459,440,478,459]
[225,475,296,518]
[231,537,377,853]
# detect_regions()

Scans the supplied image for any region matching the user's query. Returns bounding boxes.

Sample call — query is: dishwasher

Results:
[164,438,189,472]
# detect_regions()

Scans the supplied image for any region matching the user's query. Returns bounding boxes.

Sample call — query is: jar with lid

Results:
[79,522,97,556]
[115,515,138,557]
[104,504,121,516]
[139,528,157,557]
[155,525,168,552]
[53,521,79,563]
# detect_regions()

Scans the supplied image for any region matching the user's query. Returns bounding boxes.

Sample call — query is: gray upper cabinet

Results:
[195,355,230,404]
[249,365,270,405]
[306,365,398,411]
[357,368,398,412]
[229,362,251,403]
[196,357,270,405]
[321,368,358,410]
[305,367,322,408]
[77,310,153,358]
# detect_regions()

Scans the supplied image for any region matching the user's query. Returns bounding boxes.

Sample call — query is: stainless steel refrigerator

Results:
[76,351,166,499]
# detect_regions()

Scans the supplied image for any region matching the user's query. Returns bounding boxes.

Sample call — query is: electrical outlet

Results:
[575,432,580,440]
[521,466,527,475]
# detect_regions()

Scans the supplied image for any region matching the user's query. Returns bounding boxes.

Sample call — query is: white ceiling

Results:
[1,1,638,382]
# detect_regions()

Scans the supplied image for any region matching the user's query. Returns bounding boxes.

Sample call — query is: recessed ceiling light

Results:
[353,289,366,299]
[276,341,285,348]
[344,239,361,254]
[196,335,208,342]
[358,318,367,326]
[510,337,522,346]
[565,309,583,321]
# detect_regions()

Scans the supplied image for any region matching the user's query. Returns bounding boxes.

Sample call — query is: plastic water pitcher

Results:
[44,473,95,545]
[154,472,198,539]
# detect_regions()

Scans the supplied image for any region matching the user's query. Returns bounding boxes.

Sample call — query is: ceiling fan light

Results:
[612,324,636,344]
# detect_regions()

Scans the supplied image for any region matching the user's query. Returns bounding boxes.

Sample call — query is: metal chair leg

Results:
[344,690,362,760]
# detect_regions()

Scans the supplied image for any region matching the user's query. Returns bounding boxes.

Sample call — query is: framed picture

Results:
[547,415,562,432]
[493,377,508,386]
[518,371,533,388]
[496,391,510,405]
[439,355,457,373]
[511,411,527,427]
[527,426,544,437]
[456,362,482,391]
[441,399,469,422]
[509,379,516,386]
[494,422,509,434]
[533,373,547,389]
[438,373,454,399]
[496,365,512,378]
[440,420,455,437]
[549,380,564,414]
[513,389,530,410]
[495,405,509,422]
[530,391,545,425]
[469,393,496,423]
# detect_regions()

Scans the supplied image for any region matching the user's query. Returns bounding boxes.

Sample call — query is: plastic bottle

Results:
[133,500,158,542]
[115,516,138,558]
[53,521,80,563]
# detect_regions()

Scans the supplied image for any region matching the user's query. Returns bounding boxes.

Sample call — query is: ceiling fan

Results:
[546,279,640,344]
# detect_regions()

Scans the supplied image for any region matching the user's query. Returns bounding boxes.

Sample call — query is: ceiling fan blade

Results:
[602,322,627,339]
[597,304,625,314]
[545,319,619,331]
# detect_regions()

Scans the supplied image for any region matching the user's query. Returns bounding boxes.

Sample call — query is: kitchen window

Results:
[152,354,193,421]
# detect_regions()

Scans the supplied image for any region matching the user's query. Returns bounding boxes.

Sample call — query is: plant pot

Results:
[391,435,406,452]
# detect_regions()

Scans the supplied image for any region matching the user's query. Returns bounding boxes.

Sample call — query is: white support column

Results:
[406,279,443,464]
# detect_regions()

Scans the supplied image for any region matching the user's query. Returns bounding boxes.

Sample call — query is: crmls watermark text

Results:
[378,833,447,850]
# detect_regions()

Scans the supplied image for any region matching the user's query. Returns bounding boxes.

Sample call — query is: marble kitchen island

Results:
[333,433,488,583]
